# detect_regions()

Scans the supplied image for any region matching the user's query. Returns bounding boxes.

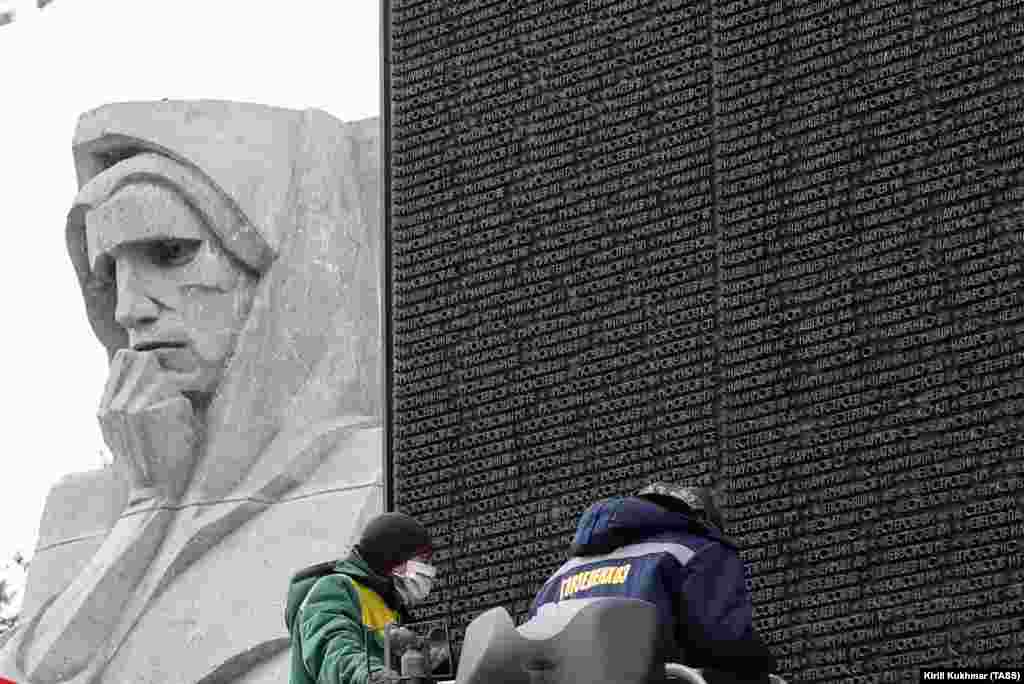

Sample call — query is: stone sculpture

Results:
[0,100,384,683]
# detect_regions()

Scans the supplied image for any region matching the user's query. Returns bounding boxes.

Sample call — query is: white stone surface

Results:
[0,101,384,684]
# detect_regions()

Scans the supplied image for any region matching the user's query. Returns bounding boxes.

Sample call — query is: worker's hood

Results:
[568,496,731,557]
[285,553,402,635]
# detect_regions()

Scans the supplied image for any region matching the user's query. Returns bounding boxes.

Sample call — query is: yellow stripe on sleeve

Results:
[351,580,399,634]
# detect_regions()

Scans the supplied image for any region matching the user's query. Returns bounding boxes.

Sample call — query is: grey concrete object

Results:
[455,598,658,684]
[0,100,385,683]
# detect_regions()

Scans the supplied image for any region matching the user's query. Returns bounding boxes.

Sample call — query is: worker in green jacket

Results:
[286,512,437,684]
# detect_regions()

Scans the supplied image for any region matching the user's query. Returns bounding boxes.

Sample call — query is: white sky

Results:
[0,0,380,613]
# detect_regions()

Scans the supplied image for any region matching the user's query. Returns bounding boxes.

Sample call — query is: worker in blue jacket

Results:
[529,482,777,682]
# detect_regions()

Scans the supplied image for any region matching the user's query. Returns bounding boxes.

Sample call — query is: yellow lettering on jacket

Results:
[558,563,631,600]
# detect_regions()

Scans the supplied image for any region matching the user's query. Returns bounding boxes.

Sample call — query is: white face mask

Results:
[392,560,436,606]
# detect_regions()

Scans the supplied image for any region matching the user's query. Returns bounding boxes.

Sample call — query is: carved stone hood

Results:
[65,100,383,504]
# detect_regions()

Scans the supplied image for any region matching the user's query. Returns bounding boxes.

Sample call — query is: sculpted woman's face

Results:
[85,182,258,399]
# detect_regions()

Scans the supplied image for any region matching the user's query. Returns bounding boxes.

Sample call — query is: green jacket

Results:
[286,554,408,684]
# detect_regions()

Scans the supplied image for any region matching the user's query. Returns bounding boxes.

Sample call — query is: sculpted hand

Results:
[98,349,202,504]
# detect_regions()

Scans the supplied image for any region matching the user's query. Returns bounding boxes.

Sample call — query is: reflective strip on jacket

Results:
[530,539,696,663]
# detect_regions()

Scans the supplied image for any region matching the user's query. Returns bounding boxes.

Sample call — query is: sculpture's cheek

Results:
[178,271,257,363]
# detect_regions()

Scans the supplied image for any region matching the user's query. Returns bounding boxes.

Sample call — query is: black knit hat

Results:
[354,512,432,575]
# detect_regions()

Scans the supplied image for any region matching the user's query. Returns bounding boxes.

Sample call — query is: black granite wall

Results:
[384,1,1024,680]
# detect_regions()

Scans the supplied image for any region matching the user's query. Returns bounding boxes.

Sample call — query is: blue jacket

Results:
[530,497,776,676]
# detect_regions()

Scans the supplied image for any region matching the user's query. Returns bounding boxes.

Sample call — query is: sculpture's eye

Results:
[148,239,201,267]
[93,254,116,285]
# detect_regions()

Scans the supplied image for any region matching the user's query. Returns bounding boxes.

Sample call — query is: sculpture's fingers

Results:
[112,352,164,412]
[128,367,204,412]
[120,411,154,487]
[143,396,198,448]
[99,349,136,410]
[131,396,200,500]
[100,410,154,492]
[98,407,129,462]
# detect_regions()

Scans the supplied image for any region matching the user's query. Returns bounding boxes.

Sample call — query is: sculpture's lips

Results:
[131,341,198,373]
[132,341,188,352]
